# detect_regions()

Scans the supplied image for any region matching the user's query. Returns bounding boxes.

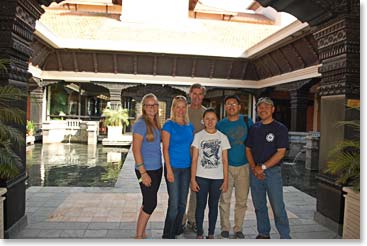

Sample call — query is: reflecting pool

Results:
[282,160,318,198]
[26,143,129,187]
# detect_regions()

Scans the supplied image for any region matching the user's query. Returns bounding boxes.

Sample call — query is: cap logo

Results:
[257,97,274,106]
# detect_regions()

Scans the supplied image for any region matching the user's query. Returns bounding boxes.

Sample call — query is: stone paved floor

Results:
[12,148,340,239]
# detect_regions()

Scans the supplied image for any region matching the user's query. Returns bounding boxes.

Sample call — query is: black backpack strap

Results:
[243,115,250,144]
[243,115,249,130]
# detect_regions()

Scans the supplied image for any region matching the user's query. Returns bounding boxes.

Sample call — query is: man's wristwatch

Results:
[261,164,267,170]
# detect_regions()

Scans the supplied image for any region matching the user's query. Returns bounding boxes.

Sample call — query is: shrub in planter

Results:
[102,106,129,127]
[26,120,35,137]
[326,106,360,192]
[102,106,129,139]
[326,106,360,239]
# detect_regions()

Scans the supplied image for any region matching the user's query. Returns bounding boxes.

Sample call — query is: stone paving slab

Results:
[12,147,341,240]
[12,184,340,239]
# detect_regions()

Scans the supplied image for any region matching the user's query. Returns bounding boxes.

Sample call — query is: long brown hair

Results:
[140,93,160,142]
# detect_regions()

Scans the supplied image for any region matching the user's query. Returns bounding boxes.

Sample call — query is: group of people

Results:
[132,83,291,239]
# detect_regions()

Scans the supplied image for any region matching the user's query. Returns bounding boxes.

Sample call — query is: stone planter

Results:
[1,173,27,238]
[107,126,123,140]
[0,188,6,239]
[314,174,344,235]
[342,187,360,239]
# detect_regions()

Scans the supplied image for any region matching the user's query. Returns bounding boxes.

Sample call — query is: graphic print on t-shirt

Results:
[200,139,221,169]
[227,125,246,145]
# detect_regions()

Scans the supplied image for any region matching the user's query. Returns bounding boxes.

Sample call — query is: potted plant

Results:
[102,106,129,140]
[326,106,360,239]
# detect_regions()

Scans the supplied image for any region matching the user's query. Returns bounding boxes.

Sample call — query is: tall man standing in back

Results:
[183,83,206,233]
[217,95,253,239]
[245,97,291,239]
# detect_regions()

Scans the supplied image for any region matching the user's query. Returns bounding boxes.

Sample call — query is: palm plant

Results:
[0,59,8,71]
[102,106,129,127]
[0,58,26,180]
[326,107,360,192]
[0,85,26,179]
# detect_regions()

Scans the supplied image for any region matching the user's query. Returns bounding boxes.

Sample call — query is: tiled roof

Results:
[38,8,281,56]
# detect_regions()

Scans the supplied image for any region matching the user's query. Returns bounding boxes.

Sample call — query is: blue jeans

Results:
[162,167,190,239]
[250,165,291,239]
[195,177,223,236]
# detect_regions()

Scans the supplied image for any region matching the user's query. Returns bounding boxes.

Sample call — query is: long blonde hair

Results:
[140,93,160,142]
[170,95,190,125]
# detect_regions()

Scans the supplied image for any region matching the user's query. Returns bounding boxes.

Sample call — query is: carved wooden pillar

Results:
[289,88,308,132]
[0,0,44,237]
[313,10,360,235]
[255,0,360,237]
[314,15,360,171]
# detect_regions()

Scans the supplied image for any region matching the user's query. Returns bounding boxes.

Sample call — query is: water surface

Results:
[26,143,129,187]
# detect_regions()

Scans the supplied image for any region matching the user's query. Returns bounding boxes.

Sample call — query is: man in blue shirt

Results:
[245,97,291,239]
[217,95,253,239]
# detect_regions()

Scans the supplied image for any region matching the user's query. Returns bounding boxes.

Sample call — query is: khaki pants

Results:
[186,189,196,223]
[182,189,196,225]
[219,164,250,233]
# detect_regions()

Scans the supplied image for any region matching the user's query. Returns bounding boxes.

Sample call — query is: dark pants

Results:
[162,167,190,239]
[195,176,223,236]
[135,168,162,215]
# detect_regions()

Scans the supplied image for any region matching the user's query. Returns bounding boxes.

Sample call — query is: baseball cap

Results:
[256,97,274,106]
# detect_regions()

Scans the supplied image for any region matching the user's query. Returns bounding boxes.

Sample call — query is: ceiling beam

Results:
[29,64,321,89]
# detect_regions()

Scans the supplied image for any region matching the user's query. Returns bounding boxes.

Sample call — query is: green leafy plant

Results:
[26,120,35,136]
[0,59,8,71]
[0,85,26,179]
[326,107,360,192]
[102,107,129,127]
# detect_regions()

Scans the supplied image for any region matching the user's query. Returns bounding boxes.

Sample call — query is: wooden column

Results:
[313,11,360,235]
[0,0,44,237]
[289,88,308,132]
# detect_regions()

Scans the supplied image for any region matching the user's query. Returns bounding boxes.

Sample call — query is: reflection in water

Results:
[26,143,129,187]
[282,160,318,198]
[26,144,317,196]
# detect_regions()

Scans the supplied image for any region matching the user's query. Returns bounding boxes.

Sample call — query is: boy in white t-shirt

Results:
[190,108,231,239]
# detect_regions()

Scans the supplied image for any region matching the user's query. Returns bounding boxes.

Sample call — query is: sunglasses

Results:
[174,95,187,101]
